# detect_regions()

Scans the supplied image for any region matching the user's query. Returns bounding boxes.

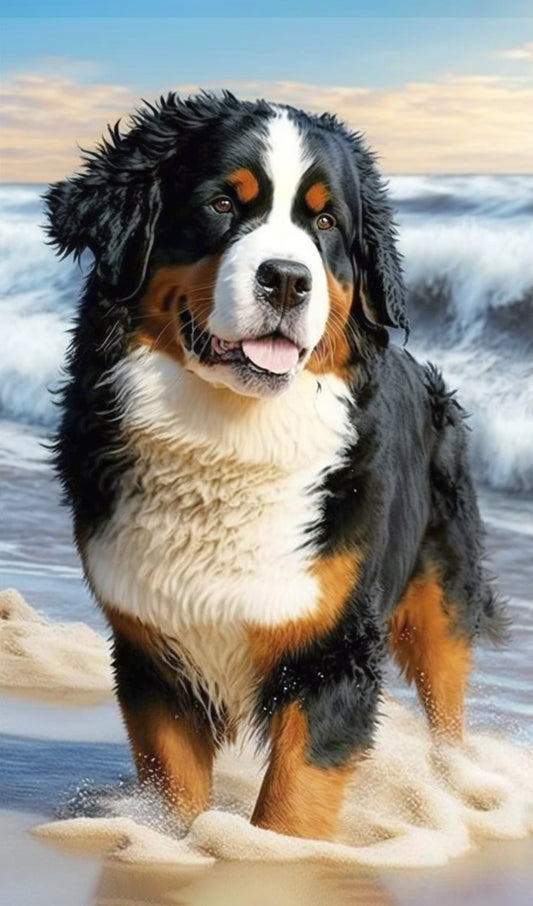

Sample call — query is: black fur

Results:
[46,92,507,781]
[259,347,507,767]
[258,589,384,767]
[52,276,135,533]
[112,630,227,740]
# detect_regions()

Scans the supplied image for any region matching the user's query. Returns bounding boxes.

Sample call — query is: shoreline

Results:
[2,808,533,906]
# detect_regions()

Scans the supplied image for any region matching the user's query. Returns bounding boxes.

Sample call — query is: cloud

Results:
[498,41,533,60]
[1,67,533,180]
[0,74,137,182]
[230,74,533,173]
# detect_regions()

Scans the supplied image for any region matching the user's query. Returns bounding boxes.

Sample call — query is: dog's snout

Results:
[256,259,312,309]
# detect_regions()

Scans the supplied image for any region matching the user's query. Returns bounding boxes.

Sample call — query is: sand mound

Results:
[33,698,533,869]
[0,588,112,697]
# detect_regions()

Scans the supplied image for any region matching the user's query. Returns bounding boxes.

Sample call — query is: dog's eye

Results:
[211,196,234,214]
[316,213,336,231]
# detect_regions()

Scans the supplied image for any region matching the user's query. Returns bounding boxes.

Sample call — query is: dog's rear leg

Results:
[389,570,472,741]
[111,622,221,821]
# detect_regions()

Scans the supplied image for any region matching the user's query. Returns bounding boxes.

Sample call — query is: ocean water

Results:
[0,178,533,901]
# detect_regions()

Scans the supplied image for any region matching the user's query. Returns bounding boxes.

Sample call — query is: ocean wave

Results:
[0,184,47,217]
[0,182,532,492]
[0,192,84,426]
[471,408,533,495]
[400,219,533,337]
[409,342,533,495]
[391,174,533,220]
[0,297,73,427]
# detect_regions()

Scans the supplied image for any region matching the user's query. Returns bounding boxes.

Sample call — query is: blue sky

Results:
[1,1,532,15]
[2,16,532,93]
[1,12,533,178]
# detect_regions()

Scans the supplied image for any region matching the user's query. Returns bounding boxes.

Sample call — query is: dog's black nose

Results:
[256,259,312,309]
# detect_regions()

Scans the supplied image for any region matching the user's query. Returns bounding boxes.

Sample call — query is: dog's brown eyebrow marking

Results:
[305,182,331,213]
[228,168,260,204]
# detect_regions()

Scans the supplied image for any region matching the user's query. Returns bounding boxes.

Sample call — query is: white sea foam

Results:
[0,190,85,426]
[0,420,49,471]
[390,173,533,219]
[400,218,533,329]
[407,342,533,493]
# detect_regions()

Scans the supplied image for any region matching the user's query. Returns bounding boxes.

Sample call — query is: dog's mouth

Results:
[179,308,306,381]
[210,334,304,375]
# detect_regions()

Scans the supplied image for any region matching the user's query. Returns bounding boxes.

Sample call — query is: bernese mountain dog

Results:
[45,92,507,842]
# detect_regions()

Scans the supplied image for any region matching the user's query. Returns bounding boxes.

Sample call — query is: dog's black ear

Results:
[44,147,162,301]
[351,149,408,339]
[44,92,252,301]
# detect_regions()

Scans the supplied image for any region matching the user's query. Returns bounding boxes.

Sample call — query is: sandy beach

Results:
[3,803,532,906]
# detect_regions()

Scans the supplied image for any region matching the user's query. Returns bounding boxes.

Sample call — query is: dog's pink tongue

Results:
[241,337,299,374]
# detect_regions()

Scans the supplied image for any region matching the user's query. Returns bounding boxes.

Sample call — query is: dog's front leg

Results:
[251,623,383,841]
[251,701,359,840]
[111,620,221,822]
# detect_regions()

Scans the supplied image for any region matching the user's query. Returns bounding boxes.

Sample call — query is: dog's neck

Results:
[108,348,356,474]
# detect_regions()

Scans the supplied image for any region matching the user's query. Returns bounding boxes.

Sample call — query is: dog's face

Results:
[150,107,362,397]
[46,94,407,398]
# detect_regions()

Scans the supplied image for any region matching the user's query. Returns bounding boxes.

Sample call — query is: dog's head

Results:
[46,92,406,398]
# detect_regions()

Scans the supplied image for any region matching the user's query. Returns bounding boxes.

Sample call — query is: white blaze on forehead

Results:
[209,107,330,358]
[263,107,313,220]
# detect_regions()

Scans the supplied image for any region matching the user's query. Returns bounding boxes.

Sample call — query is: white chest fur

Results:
[85,351,354,716]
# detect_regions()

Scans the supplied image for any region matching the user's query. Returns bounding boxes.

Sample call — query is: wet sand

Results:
[1,596,533,905]
[3,808,533,906]
[0,810,100,906]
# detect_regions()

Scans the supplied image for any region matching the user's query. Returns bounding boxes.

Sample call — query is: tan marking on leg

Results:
[104,608,218,820]
[389,570,472,741]
[307,272,353,377]
[252,702,356,840]
[228,168,260,204]
[248,550,359,678]
[304,181,330,213]
[123,703,216,820]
